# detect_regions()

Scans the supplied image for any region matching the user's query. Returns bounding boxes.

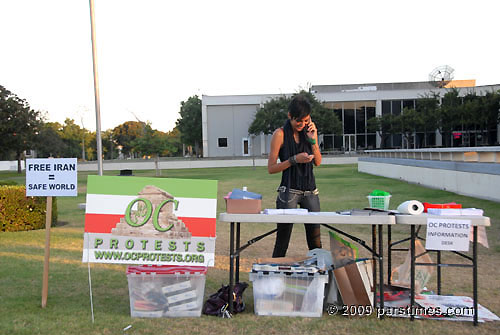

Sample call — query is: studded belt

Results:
[277,186,319,196]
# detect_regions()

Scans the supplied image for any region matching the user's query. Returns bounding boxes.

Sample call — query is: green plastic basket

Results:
[367,195,391,210]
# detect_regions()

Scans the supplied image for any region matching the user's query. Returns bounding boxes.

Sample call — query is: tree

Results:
[102,129,119,160]
[367,114,397,148]
[84,131,97,161]
[162,127,183,157]
[395,107,423,149]
[303,91,342,135]
[248,95,289,135]
[439,88,462,147]
[416,92,440,147]
[131,123,168,176]
[34,122,66,158]
[0,85,43,172]
[248,91,342,136]
[112,121,146,158]
[480,90,500,145]
[58,118,87,158]
[176,95,202,156]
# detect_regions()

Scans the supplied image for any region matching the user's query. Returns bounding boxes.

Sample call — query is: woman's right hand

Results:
[295,152,314,163]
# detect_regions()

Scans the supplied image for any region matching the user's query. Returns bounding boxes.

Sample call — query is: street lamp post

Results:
[89,0,103,176]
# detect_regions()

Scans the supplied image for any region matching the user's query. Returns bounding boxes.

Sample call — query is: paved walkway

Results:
[77,156,358,171]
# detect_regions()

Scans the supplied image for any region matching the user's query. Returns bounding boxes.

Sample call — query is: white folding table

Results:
[392,214,491,325]
[218,212,396,315]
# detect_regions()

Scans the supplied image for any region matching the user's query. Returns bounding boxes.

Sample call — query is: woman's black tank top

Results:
[278,120,316,191]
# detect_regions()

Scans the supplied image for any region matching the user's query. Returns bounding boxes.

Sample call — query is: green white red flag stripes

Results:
[85,194,216,236]
[82,176,217,267]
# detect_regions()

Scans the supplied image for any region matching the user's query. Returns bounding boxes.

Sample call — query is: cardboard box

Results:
[225,198,261,214]
[333,260,373,307]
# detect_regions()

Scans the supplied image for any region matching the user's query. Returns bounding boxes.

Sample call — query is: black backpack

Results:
[203,282,248,317]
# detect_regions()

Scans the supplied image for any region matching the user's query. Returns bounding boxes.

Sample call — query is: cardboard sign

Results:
[26,158,77,197]
[82,176,217,267]
[425,218,471,251]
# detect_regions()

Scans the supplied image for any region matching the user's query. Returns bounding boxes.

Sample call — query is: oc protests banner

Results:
[82,176,217,267]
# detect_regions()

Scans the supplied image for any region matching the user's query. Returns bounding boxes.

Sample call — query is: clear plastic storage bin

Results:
[127,265,207,318]
[249,266,328,317]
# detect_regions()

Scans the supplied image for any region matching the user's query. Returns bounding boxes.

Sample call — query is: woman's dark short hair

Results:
[288,94,312,120]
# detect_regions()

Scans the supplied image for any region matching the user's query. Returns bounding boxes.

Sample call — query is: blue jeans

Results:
[272,190,322,257]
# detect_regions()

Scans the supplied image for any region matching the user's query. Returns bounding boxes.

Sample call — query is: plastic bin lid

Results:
[126,265,207,275]
[251,263,323,274]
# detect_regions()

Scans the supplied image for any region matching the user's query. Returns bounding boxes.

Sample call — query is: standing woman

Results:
[268,94,322,257]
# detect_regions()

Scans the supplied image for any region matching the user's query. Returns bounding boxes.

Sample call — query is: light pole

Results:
[89,0,103,176]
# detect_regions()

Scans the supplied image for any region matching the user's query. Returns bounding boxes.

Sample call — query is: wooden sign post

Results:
[41,196,53,308]
[25,158,77,308]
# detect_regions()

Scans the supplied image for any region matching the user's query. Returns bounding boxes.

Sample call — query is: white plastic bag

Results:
[391,240,433,294]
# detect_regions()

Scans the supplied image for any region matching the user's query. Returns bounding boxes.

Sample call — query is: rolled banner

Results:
[397,200,424,215]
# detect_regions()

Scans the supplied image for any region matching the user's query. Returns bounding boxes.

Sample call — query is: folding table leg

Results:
[372,225,377,311]
[378,224,384,315]
[236,223,240,283]
[473,226,478,326]
[437,251,441,295]
[410,225,415,321]
[387,225,392,286]
[229,222,235,314]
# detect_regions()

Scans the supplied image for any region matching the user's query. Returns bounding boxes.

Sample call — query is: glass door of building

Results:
[343,134,356,152]
[242,138,250,156]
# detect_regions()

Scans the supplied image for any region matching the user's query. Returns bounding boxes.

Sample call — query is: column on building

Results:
[375,100,382,148]
[260,133,266,156]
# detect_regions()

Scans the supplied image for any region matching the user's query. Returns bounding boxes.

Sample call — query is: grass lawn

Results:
[1,164,499,334]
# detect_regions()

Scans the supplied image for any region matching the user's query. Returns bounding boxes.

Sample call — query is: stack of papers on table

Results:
[427,208,484,216]
[263,208,309,215]
[262,209,342,216]
[308,212,341,216]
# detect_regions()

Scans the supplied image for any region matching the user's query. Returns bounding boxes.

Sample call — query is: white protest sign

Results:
[426,218,471,251]
[26,158,78,197]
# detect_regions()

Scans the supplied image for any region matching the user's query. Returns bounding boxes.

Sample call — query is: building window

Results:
[333,103,342,122]
[355,102,366,133]
[391,100,402,115]
[366,101,376,120]
[343,102,355,134]
[356,134,366,149]
[382,101,391,115]
[403,99,415,110]
[218,138,228,147]
[367,134,376,149]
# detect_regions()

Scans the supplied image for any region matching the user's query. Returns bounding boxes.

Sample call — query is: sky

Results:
[1,0,499,133]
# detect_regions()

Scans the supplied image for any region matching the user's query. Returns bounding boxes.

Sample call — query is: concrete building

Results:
[202,93,290,158]
[202,81,500,157]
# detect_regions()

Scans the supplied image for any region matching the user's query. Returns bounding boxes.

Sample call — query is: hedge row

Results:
[0,186,58,232]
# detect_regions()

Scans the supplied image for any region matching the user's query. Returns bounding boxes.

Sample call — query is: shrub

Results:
[0,180,18,186]
[0,186,57,232]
